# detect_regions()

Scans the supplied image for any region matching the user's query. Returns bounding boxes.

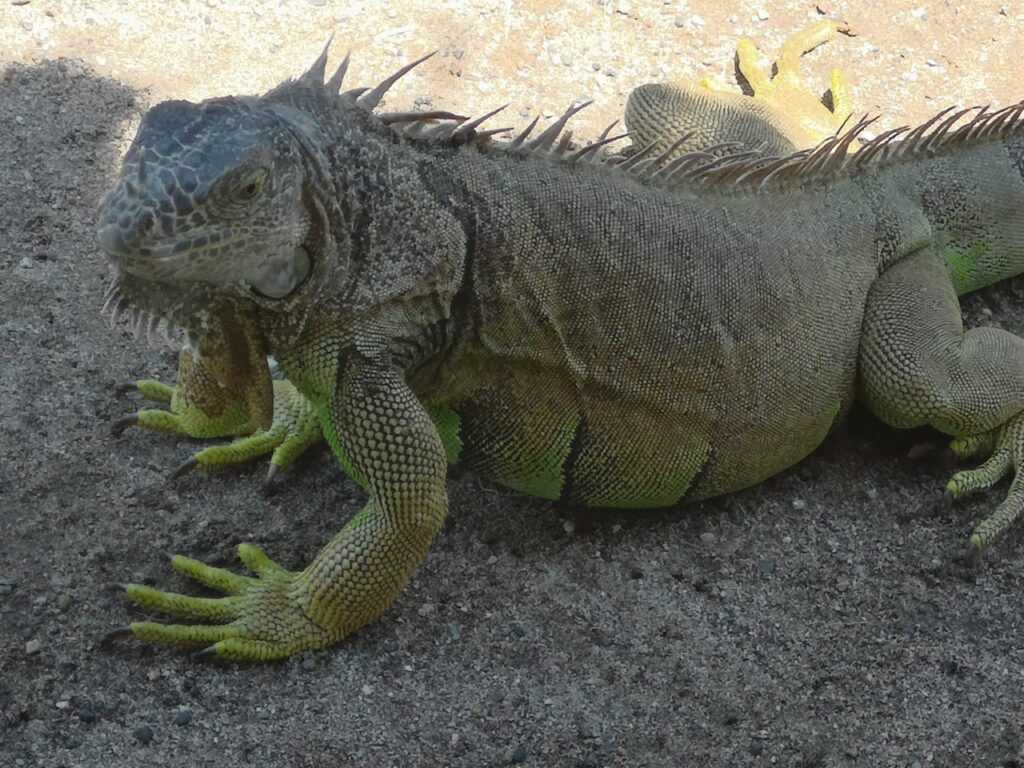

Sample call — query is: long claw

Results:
[192,644,223,660]
[171,456,198,480]
[114,381,139,396]
[263,464,280,496]
[111,414,139,436]
[100,626,137,646]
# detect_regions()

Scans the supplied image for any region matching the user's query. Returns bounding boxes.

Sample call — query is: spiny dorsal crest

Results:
[292,39,626,155]
[298,40,1024,193]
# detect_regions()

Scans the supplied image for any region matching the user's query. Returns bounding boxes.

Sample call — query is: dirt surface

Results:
[2,1,1024,766]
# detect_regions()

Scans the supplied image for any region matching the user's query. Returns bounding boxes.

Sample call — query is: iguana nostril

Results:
[107,209,156,251]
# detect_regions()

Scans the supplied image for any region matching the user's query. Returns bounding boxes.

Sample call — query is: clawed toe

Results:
[171,456,198,480]
[110,414,139,436]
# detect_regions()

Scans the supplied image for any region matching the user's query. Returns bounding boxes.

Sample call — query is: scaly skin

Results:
[96,44,1024,661]
[626,20,857,157]
[626,61,1024,545]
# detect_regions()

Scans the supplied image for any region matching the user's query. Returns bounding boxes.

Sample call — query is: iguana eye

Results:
[234,169,267,202]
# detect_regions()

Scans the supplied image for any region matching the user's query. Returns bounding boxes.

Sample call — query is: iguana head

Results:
[97,93,318,308]
[95,43,457,341]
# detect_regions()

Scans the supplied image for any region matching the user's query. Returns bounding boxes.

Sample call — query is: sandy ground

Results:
[2,1,1024,766]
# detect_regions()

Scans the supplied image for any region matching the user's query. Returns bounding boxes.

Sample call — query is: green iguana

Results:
[97,41,1024,661]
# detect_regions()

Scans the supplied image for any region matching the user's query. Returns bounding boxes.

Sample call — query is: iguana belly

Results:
[421,356,849,509]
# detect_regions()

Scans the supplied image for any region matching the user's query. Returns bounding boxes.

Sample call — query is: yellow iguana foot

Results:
[114,375,322,490]
[120,544,333,661]
[734,19,859,149]
[945,414,1024,554]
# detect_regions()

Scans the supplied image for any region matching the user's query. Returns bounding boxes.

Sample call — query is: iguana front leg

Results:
[113,312,321,485]
[120,349,449,660]
[859,247,1024,553]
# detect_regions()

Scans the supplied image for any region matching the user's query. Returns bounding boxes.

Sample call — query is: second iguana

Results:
[97,43,1024,661]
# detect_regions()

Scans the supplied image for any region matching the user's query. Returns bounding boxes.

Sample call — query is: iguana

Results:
[97,42,1024,661]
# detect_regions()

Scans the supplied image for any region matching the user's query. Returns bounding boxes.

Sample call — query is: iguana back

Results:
[407,146,877,504]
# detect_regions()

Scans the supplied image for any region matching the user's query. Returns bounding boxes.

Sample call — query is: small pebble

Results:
[791,498,807,511]
[25,639,41,655]
[174,708,192,726]
[133,725,154,745]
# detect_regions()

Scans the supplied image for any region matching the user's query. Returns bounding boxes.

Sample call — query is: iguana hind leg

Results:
[859,248,1024,552]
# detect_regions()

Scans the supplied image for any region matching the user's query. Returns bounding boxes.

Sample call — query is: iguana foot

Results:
[945,414,1024,552]
[115,378,322,487]
[737,20,859,149]
[123,544,333,661]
